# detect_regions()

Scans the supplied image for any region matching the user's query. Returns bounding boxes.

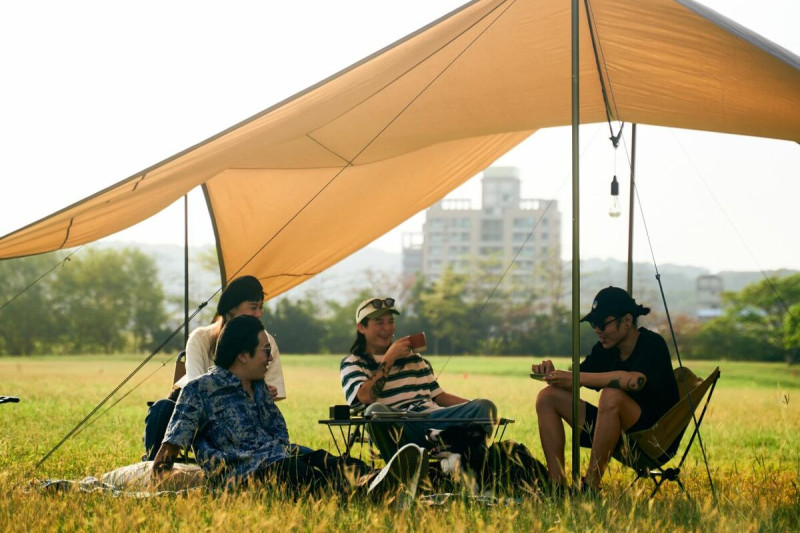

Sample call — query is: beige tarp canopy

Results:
[1,0,798,297]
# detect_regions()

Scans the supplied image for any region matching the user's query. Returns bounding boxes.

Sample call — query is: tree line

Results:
[0,248,797,363]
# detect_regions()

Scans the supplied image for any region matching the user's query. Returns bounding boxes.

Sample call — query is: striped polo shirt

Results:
[339,351,444,413]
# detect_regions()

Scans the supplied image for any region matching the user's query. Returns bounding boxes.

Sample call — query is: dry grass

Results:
[1,355,798,532]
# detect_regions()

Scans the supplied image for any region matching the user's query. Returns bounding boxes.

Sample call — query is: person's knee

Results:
[536,386,565,413]
[471,398,497,419]
[597,388,628,413]
[143,398,176,460]
[365,403,391,416]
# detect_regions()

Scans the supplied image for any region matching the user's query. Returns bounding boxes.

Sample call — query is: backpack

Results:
[480,440,548,495]
[426,425,548,495]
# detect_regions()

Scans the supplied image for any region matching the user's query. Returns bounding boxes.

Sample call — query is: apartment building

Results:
[402,167,561,289]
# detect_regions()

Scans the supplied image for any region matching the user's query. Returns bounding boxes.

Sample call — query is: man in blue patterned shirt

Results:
[153,314,426,497]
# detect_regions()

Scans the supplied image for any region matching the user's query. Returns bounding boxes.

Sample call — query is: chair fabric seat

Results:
[613,367,720,481]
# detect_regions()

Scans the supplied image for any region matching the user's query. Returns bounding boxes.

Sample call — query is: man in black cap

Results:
[531,286,678,492]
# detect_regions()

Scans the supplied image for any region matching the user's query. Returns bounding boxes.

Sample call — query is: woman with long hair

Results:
[175,275,284,398]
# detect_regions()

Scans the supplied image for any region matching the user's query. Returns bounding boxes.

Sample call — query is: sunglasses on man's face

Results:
[256,344,272,357]
[358,298,395,314]
[589,316,620,331]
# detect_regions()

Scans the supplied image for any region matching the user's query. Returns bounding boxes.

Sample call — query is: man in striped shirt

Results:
[340,296,497,461]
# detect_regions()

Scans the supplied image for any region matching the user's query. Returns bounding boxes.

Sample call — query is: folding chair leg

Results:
[674,477,693,504]
[649,476,665,498]
[627,474,643,491]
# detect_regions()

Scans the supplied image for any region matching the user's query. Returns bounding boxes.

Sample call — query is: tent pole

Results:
[626,124,637,295]
[184,194,190,348]
[570,0,581,483]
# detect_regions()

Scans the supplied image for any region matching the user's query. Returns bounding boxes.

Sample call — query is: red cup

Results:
[407,332,427,353]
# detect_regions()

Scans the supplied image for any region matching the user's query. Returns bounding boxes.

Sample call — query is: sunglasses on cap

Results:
[358,298,396,315]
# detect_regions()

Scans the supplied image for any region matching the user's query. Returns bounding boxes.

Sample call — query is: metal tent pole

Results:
[570,0,581,483]
[184,194,190,348]
[626,124,637,295]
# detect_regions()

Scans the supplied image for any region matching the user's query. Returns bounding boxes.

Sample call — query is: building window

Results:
[513,217,534,228]
[479,246,503,255]
[482,219,503,232]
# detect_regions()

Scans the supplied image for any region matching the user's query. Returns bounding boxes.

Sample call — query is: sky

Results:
[0,0,798,274]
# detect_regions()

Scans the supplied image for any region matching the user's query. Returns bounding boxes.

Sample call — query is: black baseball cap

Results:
[580,286,638,325]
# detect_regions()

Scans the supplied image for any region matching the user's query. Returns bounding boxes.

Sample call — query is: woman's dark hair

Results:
[216,275,264,318]
[214,315,264,369]
[349,316,370,355]
[209,275,265,352]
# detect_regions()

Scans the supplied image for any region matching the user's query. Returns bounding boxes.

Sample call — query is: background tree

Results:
[397,275,432,341]
[320,292,370,355]
[51,249,128,352]
[0,254,61,355]
[685,274,800,361]
[783,303,800,364]
[51,248,168,354]
[127,249,169,351]
[418,267,484,354]
[263,297,325,353]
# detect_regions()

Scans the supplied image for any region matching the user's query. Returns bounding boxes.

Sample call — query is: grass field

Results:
[1,355,799,532]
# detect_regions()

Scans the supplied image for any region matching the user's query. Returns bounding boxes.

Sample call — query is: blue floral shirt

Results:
[163,366,291,483]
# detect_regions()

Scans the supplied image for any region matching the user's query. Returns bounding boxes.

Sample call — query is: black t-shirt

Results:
[580,327,679,427]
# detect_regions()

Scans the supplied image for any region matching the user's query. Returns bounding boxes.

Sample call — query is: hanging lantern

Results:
[609,175,621,218]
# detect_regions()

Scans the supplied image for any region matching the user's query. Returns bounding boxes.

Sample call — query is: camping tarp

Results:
[1,0,798,297]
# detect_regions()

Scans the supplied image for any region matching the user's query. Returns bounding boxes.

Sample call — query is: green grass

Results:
[1,355,799,532]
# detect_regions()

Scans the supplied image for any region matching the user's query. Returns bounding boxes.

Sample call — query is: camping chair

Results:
[172,350,187,385]
[613,366,720,499]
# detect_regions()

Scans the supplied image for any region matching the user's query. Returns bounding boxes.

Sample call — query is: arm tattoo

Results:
[627,376,646,391]
[607,378,621,389]
[369,363,389,399]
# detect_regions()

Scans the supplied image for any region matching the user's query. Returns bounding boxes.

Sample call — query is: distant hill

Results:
[95,241,402,315]
[96,241,794,319]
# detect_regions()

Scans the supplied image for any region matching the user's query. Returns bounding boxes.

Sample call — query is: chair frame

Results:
[616,366,720,500]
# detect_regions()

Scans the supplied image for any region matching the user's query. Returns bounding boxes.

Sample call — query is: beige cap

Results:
[355,297,399,324]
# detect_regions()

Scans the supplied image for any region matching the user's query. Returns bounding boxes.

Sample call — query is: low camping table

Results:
[318,413,514,460]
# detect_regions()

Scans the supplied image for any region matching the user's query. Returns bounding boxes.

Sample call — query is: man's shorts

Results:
[581,402,679,464]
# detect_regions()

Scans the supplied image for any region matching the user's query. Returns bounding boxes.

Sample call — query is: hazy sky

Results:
[0,1,797,274]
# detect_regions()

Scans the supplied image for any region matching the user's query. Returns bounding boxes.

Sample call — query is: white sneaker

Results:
[367,443,426,506]
[439,452,462,476]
